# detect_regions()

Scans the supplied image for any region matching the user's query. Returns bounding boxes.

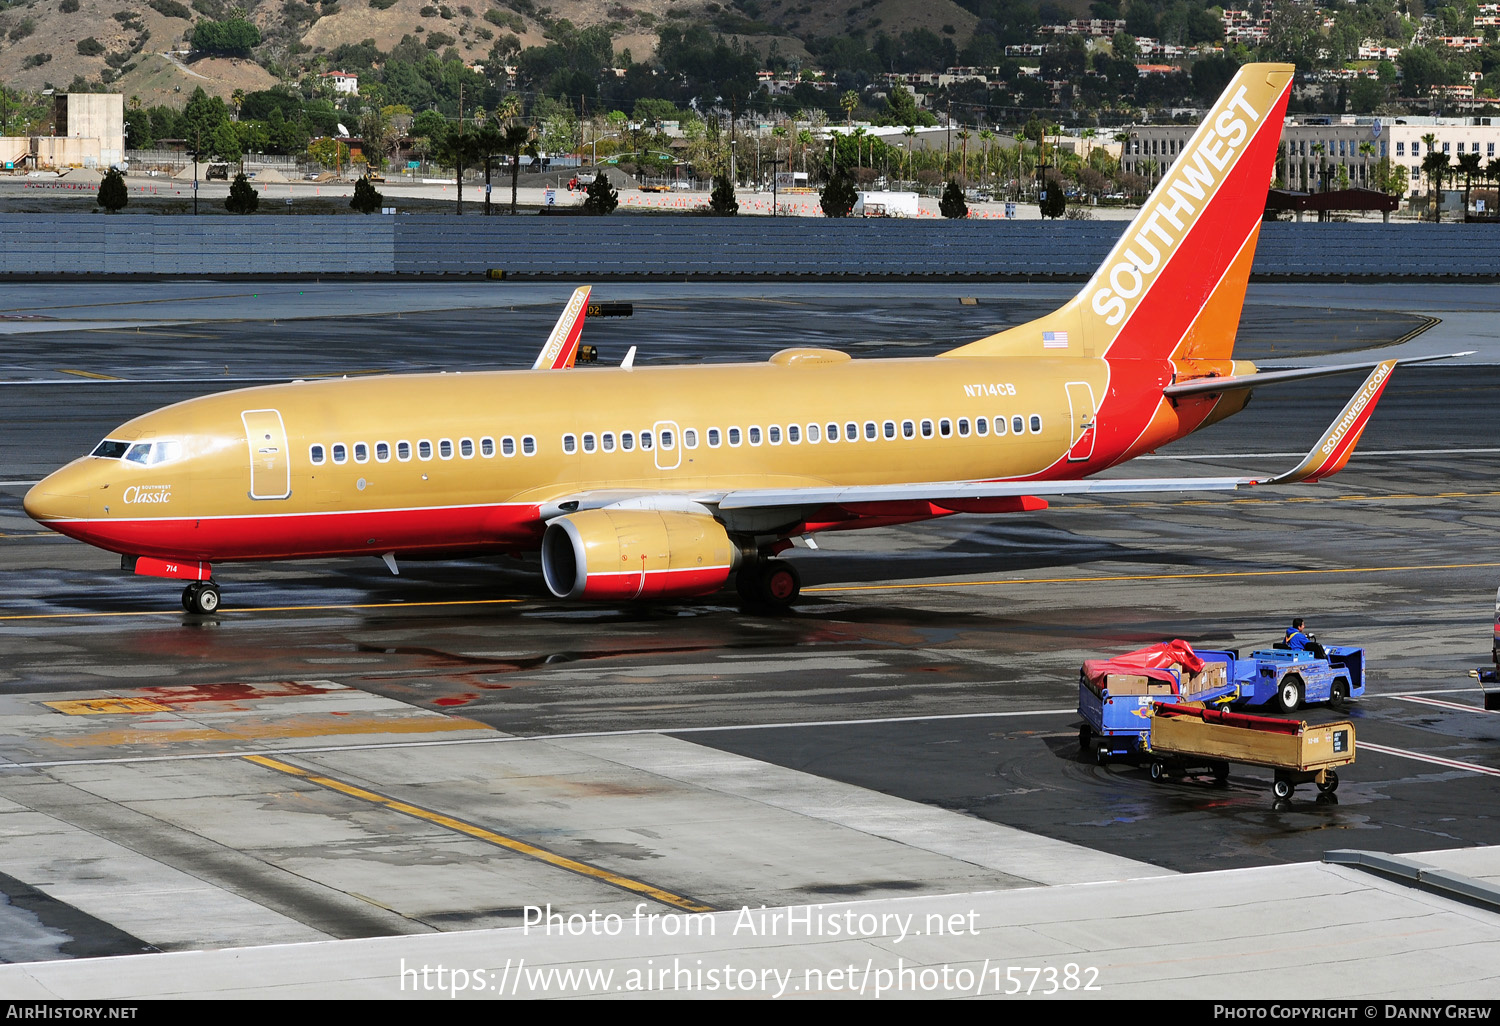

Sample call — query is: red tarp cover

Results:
[1154,702,1303,735]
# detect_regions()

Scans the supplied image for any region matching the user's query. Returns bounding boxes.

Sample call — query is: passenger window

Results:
[807,424,820,443]
[957,418,970,437]
[788,424,800,444]
[602,432,616,452]
[826,423,839,442]
[354,442,369,463]
[1030,415,1042,433]
[902,420,915,439]
[768,425,781,445]
[708,428,721,447]
[863,421,876,440]
[659,429,673,449]
[460,438,474,458]
[332,443,348,464]
[481,437,495,457]
[641,431,653,451]
[993,417,1007,437]
[439,439,454,459]
[310,444,326,465]
[376,441,390,462]
[729,428,741,446]
[939,419,951,437]
[398,440,412,461]
[684,429,697,448]
[975,417,988,436]
[884,421,896,440]
[563,434,577,454]
[920,420,932,438]
[622,432,635,451]
[748,426,761,445]
[522,435,536,455]
[582,433,596,453]
[1012,416,1025,435]
[502,436,516,457]
[418,440,432,460]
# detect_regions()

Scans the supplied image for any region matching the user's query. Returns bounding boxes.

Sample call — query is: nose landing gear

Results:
[182,581,221,615]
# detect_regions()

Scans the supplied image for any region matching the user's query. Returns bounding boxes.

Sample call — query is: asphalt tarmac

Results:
[1,281,1498,988]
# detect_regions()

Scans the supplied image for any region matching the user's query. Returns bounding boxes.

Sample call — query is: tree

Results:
[351,175,383,214]
[224,172,258,214]
[709,173,737,215]
[499,122,538,214]
[582,172,618,215]
[96,167,127,213]
[820,171,856,217]
[1039,174,1067,218]
[1456,151,1483,217]
[939,179,968,218]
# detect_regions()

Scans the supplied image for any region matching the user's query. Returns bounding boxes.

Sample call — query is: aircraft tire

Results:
[181,583,201,612]
[187,582,221,615]
[757,560,801,607]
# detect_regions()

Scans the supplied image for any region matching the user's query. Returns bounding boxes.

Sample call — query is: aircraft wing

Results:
[531,286,592,369]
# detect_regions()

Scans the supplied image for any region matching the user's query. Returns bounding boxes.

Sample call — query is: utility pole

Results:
[730,98,736,186]
[767,158,784,216]
[192,128,199,216]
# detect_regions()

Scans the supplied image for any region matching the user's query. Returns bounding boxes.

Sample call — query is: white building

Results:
[321,71,359,95]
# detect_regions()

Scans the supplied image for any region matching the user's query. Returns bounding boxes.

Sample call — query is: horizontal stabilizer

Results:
[1165,351,1469,399]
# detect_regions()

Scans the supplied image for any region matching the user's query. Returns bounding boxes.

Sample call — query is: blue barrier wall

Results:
[0,214,1494,278]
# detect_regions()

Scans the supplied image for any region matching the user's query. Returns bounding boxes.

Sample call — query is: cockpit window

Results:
[91,440,131,459]
[99,439,182,465]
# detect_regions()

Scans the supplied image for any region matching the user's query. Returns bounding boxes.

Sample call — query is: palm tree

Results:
[902,125,916,182]
[851,126,867,170]
[979,129,994,187]
[1422,149,1450,221]
[500,122,538,215]
[1358,140,1374,188]
[1456,151,1482,219]
[840,90,858,127]
[436,124,483,215]
[957,129,971,182]
[1310,142,1326,191]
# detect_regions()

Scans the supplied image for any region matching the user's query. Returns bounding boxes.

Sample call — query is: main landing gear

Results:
[735,558,802,609]
[182,580,221,615]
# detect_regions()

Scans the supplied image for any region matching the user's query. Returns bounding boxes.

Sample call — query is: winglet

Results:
[531,287,592,370]
[1255,360,1396,485]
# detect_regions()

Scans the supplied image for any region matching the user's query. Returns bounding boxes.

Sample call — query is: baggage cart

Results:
[1146,702,1355,799]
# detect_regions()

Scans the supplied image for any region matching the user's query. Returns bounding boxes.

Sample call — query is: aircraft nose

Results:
[24,467,97,523]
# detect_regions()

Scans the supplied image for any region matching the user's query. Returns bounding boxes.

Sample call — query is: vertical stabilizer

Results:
[942,63,1294,363]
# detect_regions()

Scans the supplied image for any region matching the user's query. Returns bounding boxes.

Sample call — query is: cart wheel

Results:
[1316,770,1339,794]
[1330,682,1349,713]
[1277,674,1305,713]
[1078,725,1093,749]
[1213,762,1230,785]
[1273,778,1294,799]
[1149,760,1167,783]
[1095,746,1110,766]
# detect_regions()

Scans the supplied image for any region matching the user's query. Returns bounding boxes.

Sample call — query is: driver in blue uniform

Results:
[1284,618,1325,658]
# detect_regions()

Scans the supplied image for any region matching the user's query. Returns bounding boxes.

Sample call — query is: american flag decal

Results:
[1043,331,1069,348]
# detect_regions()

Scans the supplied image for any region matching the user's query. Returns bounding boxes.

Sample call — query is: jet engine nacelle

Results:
[541,509,737,601]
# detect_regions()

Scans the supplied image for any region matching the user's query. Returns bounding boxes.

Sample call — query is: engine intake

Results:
[541,509,736,601]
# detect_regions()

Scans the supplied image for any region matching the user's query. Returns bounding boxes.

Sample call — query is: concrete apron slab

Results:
[2,857,1498,999]
[0,681,1161,962]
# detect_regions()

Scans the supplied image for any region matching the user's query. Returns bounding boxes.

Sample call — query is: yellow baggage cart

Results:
[1146,703,1355,799]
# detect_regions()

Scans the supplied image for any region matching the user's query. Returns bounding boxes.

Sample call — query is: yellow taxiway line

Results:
[245,754,716,913]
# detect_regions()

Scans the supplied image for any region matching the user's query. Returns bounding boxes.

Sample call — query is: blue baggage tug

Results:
[1231,646,1365,713]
